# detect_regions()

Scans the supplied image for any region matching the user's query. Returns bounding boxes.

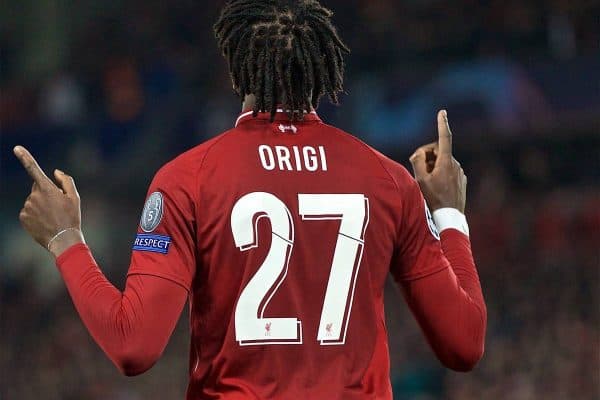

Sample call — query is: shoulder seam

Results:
[324,124,401,191]
[194,129,238,211]
[196,129,237,175]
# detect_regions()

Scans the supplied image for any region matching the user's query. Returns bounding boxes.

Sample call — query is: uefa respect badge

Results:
[133,233,171,254]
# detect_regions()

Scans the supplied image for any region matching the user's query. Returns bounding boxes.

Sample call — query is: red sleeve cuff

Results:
[440,228,471,246]
[56,243,92,270]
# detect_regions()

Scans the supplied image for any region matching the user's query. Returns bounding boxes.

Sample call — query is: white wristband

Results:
[432,208,470,237]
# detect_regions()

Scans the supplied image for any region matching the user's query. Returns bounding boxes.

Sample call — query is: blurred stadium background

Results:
[1,0,599,399]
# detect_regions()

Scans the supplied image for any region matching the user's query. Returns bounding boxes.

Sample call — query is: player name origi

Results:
[258,145,328,172]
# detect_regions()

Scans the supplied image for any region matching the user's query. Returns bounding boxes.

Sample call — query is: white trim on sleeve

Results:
[432,208,470,237]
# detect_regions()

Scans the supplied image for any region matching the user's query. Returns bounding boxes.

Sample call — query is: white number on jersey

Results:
[231,192,370,346]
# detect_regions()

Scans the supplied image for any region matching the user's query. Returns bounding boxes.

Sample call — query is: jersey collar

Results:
[235,109,321,127]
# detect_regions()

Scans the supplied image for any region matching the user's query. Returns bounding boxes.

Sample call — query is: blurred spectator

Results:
[39,72,85,128]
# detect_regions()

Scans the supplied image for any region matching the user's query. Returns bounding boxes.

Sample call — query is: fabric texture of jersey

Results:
[128,110,459,399]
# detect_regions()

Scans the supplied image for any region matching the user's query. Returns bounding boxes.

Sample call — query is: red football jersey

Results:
[128,110,450,399]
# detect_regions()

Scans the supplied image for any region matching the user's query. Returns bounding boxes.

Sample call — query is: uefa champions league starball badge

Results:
[140,192,164,233]
[424,201,440,240]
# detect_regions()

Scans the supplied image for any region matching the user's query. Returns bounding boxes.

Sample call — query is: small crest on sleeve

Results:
[140,192,164,232]
[424,201,441,240]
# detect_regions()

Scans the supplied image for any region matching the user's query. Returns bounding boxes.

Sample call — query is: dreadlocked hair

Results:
[214,0,350,121]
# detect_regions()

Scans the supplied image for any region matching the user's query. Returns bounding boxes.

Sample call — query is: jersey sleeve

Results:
[127,161,197,291]
[56,244,189,376]
[390,178,450,281]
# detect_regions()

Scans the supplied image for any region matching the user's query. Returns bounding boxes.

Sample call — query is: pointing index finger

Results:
[437,110,452,157]
[13,146,52,186]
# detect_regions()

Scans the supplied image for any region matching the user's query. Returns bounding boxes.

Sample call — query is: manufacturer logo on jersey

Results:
[133,234,171,254]
[140,192,164,233]
[278,124,298,134]
[425,201,440,240]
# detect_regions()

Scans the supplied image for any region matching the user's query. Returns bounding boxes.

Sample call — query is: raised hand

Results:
[409,110,467,213]
[14,146,84,256]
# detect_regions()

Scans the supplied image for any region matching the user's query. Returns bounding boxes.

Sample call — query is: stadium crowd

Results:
[1,0,598,399]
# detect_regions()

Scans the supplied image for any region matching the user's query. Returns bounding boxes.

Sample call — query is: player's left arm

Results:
[13,146,189,376]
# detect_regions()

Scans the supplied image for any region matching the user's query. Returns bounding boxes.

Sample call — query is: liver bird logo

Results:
[326,323,333,337]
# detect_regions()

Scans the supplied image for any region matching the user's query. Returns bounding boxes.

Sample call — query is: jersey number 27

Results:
[231,192,370,346]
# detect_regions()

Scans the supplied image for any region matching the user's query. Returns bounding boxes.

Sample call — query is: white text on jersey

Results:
[258,145,328,172]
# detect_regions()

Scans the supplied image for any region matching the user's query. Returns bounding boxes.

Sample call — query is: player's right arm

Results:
[391,111,487,372]
[13,146,190,376]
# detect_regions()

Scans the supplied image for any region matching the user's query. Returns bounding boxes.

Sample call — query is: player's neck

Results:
[241,95,256,113]
[241,94,315,114]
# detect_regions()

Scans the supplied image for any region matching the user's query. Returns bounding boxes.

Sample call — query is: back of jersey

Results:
[184,110,442,399]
